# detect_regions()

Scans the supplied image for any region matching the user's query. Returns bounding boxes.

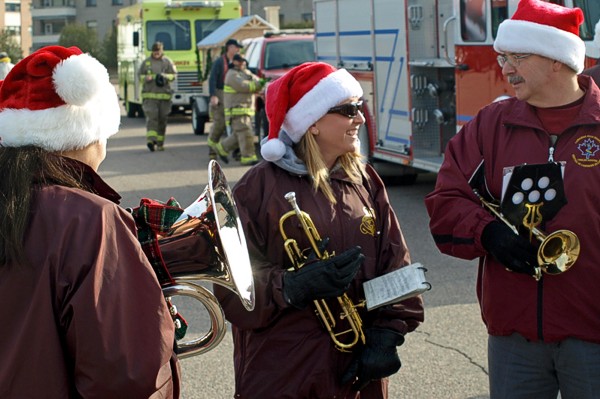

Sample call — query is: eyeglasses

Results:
[497,53,532,68]
[327,101,364,118]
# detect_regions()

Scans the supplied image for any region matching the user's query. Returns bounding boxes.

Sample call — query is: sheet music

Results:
[363,263,430,311]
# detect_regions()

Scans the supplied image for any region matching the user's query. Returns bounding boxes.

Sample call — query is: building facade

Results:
[30,0,136,52]
[1,1,310,57]
[244,0,313,27]
[0,0,32,57]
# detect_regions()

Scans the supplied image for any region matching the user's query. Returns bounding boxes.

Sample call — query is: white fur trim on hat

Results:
[494,19,585,73]
[282,68,363,143]
[261,136,286,162]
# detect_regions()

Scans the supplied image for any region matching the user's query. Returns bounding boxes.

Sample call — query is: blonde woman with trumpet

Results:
[0,46,180,398]
[214,62,424,398]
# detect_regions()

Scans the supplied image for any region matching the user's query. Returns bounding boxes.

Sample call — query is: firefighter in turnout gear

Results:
[212,54,263,165]
[139,41,177,151]
[207,38,242,160]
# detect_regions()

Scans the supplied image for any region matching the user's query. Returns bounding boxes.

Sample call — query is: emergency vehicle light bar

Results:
[165,1,224,8]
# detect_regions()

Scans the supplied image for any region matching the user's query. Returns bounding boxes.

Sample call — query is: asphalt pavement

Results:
[100,113,491,399]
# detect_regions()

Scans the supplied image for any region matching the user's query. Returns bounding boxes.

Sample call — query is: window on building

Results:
[87,20,98,33]
[45,23,53,35]
[86,0,97,6]
[5,3,21,12]
[112,0,124,5]
[4,26,21,36]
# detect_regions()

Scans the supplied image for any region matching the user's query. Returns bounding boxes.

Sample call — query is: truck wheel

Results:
[126,101,137,118]
[256,107,269,141]
[192,105,208,135]
[126,102,144,118]
[378,164,418,186]
[358,124,372,163]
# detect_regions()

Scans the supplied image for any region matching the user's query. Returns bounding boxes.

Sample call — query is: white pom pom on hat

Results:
[261,62,363,162]
[0,45,121,152]
[493,0,585,73]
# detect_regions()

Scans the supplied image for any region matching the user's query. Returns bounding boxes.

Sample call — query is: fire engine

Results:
[314,0,600,181]
[117,0,242,121]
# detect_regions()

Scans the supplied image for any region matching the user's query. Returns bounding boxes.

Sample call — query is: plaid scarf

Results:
[131,197,188,340]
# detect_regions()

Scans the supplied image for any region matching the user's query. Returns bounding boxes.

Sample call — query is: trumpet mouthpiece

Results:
[285,192,296,203]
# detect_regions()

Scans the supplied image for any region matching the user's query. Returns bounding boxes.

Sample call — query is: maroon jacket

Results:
[425,75,600,343]
[0,159,180,398]
[215,162,424,399]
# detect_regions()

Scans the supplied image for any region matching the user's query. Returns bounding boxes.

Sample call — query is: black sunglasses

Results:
[327,101,364,118]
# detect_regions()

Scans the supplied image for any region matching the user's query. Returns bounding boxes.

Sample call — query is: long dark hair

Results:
[0,146,86,266]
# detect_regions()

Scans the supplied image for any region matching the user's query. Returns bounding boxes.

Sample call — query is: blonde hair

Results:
[296,131,365,204]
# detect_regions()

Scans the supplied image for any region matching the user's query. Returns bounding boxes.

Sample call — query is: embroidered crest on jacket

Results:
[360,206,376,236]
[572,135,600,168]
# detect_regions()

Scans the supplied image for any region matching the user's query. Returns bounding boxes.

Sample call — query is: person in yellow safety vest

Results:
[0,51,14,80]
[138,41,177,152]
[211,54,264,166]
[207,38,242,161]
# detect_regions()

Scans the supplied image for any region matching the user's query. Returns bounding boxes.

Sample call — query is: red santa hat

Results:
[261,62,363,162]
[493,0,585,73]
[0,45,120,151]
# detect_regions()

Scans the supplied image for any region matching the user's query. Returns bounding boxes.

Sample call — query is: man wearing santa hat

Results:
[213,61,424,398]
[0,46,180,398]
[426,0,600,397]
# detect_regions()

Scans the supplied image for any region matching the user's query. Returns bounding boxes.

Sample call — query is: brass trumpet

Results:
[474,190,580,281]
[279,191,365,352]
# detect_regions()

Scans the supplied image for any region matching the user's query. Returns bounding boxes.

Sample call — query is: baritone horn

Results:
[473,189,580,281]
[279,192,365,352]
[157,160,255,358]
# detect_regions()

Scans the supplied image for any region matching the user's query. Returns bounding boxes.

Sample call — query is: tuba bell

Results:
[134,160,255,358]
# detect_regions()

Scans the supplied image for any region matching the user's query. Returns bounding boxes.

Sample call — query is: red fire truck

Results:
[314,0,600,182]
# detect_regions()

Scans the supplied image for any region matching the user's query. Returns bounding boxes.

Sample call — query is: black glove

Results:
[481,221,538,276]
[341,328,405,391]
[155,73,166,87]
[283,246,364,309]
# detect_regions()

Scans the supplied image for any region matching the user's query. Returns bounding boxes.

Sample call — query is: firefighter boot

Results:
[240,154,259,166]
[207,138,229,164]
[146,130,158,152]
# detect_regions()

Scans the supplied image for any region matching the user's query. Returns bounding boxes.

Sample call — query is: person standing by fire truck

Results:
[207,38,242,160]
[426,0,600,397]
[212,54,263,165]
[139,41,177,152]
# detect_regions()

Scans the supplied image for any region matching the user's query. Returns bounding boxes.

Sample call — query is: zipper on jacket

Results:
[537,278,544,341]
[548,135,558,162]
[536,134,558,341]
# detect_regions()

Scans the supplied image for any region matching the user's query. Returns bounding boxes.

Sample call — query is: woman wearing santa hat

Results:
[0,46,180,398]
[214,61,424,398]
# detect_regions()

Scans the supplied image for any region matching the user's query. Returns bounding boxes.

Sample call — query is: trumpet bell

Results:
[538,229,580,275]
